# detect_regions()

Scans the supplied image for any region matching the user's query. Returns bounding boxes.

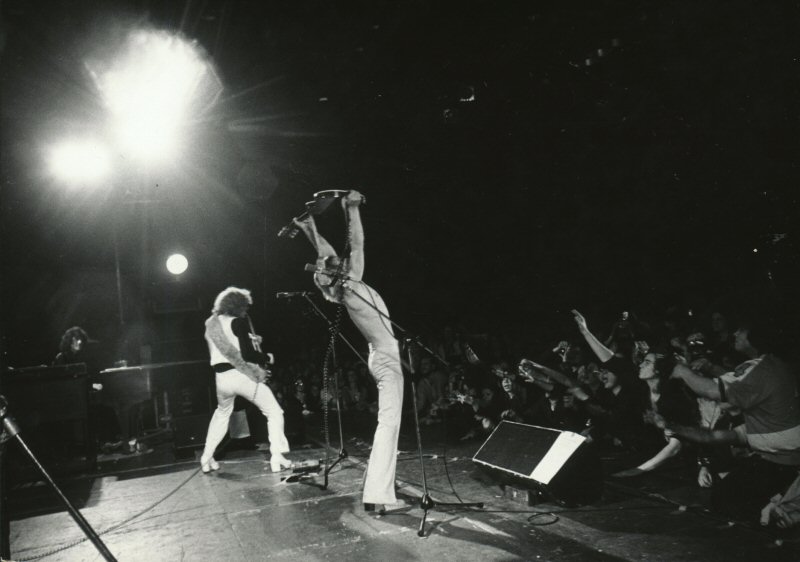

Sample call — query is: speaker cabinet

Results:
[472,421,602,506]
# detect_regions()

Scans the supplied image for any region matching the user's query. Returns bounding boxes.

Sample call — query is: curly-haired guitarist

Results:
[201,287,292,474]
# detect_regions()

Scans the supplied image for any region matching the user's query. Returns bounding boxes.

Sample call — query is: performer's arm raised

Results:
[343,190,365,282]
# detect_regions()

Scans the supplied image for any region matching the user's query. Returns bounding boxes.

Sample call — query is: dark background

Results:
[2,0,799,367]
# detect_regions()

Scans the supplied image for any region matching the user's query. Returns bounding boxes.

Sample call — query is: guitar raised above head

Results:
[278,189,365,238]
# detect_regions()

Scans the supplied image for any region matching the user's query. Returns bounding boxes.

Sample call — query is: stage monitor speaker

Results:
[472,421,602,506]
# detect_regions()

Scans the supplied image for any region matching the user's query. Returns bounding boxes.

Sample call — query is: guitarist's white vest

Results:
[206,314,239,366]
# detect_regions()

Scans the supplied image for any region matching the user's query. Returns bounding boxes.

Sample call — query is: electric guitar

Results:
[247,315,273,383]
[278,190,365,238]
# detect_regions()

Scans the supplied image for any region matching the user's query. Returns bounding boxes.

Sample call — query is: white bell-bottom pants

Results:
[201,369,289,461]
[362,342,404,504]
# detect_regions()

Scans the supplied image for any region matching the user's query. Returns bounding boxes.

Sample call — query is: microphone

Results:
[304,264,351,289]
[276,291,311,299]
[304,263,348,278]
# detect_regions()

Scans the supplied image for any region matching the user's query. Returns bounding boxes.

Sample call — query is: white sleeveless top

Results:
[206,315,239,365]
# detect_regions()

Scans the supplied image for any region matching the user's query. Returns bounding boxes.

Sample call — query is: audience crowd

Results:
[263,301,800,530]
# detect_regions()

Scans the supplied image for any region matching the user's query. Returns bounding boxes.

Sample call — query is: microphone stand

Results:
[301,294,369,489]
[0,395,117,561]
[301,294,369,370]
[1,413,8,560]
[339,281,484,537]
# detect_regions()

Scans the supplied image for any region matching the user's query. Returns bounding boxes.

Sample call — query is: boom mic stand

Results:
[1,409,8,559]
[0,395,117,561]
[301,294,370,489]
[339,280,484,537]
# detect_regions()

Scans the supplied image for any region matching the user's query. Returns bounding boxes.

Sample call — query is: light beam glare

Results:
[47,139,112,186]
[88,29,221,163]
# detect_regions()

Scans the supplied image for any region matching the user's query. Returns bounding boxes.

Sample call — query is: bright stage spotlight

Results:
[47,139,111,185]
[88,29,221,163]
[166,253,189,275]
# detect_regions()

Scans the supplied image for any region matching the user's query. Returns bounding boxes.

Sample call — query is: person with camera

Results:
[667,315,800,523]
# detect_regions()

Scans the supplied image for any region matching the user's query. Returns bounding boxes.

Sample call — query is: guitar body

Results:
[307,189,360,215]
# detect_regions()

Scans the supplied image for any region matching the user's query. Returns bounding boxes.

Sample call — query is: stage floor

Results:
[7,415,800,561]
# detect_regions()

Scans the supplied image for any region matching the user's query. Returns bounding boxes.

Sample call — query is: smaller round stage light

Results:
[166,253,189,275]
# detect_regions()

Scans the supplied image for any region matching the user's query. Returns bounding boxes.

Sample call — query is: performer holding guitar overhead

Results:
[294,190,404,511]
[200,287,292,474]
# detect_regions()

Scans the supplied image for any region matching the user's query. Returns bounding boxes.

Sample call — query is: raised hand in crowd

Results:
[572,310,588,332]
[572,309,614,363]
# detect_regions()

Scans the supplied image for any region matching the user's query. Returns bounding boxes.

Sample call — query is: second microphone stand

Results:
[301,293,369,489]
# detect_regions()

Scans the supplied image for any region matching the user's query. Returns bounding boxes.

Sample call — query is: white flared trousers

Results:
[362,343,404,504]
[201,369,290,460]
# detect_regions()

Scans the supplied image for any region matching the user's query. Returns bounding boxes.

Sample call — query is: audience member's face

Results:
[481,388,494,401]
[639,353,657,380]
[733,328,751,352]
[70,337,84,354]
[578,363,600,386]
[501,377,513,393]
[599,368,618,389]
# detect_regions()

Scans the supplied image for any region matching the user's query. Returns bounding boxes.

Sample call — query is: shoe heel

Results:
[200,457,219,473]
[270,455,293,472]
